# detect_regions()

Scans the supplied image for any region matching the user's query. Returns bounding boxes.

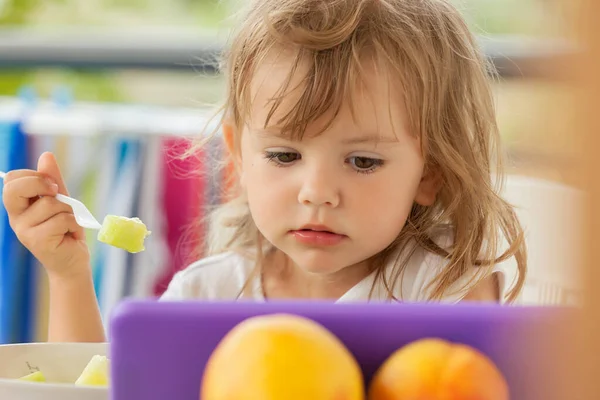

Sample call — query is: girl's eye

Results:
[264,151,300,165]
[347,156,384,174]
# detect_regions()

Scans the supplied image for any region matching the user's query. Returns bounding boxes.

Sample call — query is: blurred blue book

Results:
[0,119,36,344]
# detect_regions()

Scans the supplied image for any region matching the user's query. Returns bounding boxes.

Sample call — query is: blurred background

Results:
[0,0,580,181]
[0,0,584,344]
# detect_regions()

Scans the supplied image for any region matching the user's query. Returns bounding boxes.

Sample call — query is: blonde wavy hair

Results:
[192,0,527,302]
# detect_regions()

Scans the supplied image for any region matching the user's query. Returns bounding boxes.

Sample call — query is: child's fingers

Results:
[3,169,44,181]
[2,175,59,216]
[37,152,70,196]
[38,212,83,242]
[22,212,82,250]
[18,196,74,228]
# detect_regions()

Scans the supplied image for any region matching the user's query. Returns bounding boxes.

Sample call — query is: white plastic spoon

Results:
[0,170,103,230]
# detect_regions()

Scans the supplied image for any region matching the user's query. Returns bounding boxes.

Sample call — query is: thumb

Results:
[37,152,69,196]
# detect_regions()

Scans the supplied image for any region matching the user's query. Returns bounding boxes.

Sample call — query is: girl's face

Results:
[235,57,438,276]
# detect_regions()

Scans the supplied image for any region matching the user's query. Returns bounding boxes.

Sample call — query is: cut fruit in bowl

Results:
[0,342,109,400]
[19,371,45,382]
[75,355,109,386]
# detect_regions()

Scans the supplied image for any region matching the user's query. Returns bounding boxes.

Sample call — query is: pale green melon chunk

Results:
[97,215,151,253]
[18,370,46,382]
[74,355,110,387]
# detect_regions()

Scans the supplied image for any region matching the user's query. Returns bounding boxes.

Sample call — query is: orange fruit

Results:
[368,338,509,400]
[200,313,365,400]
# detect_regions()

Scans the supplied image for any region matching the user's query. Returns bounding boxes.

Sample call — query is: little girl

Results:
[2,0,526,343]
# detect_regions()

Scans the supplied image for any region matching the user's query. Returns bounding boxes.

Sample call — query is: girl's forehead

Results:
[247,54,410,140]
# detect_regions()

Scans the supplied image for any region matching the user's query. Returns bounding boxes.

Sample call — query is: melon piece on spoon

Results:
[97,215,151,253]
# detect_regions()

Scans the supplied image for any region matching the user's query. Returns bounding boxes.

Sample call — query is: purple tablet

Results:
[109,300,576,400]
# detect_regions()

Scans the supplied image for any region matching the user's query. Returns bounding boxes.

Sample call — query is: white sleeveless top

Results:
[160,234,517,304]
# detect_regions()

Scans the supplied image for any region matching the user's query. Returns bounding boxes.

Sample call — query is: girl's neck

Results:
[261,249,373,300]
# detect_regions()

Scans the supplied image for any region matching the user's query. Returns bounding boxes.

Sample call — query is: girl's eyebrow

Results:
[252,128,400,144]
[341,134,400,145]
[252,128,301,142]
[252,128,286,139]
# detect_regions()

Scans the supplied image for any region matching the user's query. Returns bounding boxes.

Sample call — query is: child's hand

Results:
[2,152,91,280]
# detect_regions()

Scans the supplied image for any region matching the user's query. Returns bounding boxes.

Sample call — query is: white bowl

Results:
[0,342,108,400]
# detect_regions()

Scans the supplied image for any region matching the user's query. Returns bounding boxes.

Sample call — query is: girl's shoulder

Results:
[159,251,263,302]
[359,226,517,303]
[406,226,518,303]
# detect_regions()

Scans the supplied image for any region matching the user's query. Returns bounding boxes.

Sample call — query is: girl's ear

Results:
[414,166,442,206]
[223,122,242,166]
[222,122,245,189]
[223,122,236,157]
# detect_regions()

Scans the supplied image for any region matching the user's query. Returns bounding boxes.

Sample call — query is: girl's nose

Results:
[297,167,340,208]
